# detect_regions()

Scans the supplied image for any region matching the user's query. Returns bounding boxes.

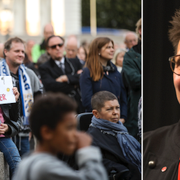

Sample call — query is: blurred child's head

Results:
[91,91,120,123]
[29,93,78,155]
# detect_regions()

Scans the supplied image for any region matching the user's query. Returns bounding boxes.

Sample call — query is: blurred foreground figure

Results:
[13,93,108,180]
[144,8,180,179]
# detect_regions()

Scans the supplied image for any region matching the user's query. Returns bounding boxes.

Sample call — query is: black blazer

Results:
[143,120,180,180]
[39,57,82,94]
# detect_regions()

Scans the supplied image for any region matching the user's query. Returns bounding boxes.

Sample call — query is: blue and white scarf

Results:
[91,116,141,172]
[0,59,33,125]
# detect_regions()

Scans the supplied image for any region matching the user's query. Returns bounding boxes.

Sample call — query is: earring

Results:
[99,53,100,56]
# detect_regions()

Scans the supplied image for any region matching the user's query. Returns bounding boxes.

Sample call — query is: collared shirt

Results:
[55,57,65,73]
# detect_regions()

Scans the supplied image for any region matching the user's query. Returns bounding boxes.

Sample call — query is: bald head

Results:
[124,32,138,49]
[65,35,79,59]
[0,43,4,58]
[44,24,54,41]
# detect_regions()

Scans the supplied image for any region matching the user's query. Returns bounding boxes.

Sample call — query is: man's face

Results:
[65,43,78,59]
[46,112,78,155]
[47,37,64,60]
[4,42,25,67]
[94,100,120,123]
[174,41,180,103]
[125,34,138,49]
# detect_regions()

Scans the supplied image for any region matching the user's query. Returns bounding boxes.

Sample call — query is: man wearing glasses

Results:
[144,9,180,179]
[39,35,83,113]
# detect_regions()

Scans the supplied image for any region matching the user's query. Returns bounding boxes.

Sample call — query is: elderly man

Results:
[39,35,83,113]
[144,9,180,179]
[32,24,54,63]
[1,37,43,156]
[124,32,138,51]
[65,35,79,59]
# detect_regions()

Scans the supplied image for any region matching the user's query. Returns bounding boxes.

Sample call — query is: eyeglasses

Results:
[49,43,64,49]
[169,55,180,76]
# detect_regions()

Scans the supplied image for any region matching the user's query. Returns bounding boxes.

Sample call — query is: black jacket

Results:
[39,57,84,113]
[88,126,141,180]
[39,57,82,94]
[1,101,21,137]
[143,120,180,180]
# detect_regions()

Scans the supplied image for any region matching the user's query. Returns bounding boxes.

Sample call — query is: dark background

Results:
[143,1,180,132]
[81,0,141,31]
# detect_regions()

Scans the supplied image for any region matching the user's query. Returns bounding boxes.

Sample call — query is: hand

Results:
[56,75,68,82]
[12,87,19,102]
[77,69,83,74]
[76,132,92,149]
[120,118,125,124]
[0,123,9,135]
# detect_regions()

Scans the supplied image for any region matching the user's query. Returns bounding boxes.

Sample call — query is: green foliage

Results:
[81,0,141,31]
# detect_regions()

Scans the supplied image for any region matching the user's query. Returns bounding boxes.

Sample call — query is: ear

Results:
[4,49,8,57]
[92,110,100,119]
[40,126,54,141]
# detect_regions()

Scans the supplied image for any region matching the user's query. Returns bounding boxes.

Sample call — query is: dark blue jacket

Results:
[80,63,127,119]
[88,126,141,180]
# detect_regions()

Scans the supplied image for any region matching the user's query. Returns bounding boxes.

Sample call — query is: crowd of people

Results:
[0,18,141,180]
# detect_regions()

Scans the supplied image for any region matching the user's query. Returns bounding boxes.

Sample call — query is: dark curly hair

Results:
[29,93,77,142]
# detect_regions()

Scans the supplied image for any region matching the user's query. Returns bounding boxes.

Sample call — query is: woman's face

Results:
[100,41,114,61]
[116,52,125,67]
[77,47,86,61]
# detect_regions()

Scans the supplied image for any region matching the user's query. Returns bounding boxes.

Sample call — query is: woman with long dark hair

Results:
[80,37,127,122]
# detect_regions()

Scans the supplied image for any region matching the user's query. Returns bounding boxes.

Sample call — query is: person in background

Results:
[13,93,108,180]
[0,43,4,59]
[124,32,138,51]
[80,37,127,123]
[65,35,79,59]
[112,48,127,73]
[0,87,21,176]
[39,35,83,113]
[32,24,54,63]
[77,46,87,66]
[122,19,141,139]
[2,37,43,156]
[25,40,35,62]
[88,91,141,180]
[24,40,41,79]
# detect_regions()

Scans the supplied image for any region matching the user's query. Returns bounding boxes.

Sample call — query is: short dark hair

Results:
[29,93,77,142]
[46,35,65,48]
[91,91,118,111]
[4,37,24,58]
[169,8,180,54]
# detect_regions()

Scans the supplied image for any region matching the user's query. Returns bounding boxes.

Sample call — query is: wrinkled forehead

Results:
[10,41,25,50]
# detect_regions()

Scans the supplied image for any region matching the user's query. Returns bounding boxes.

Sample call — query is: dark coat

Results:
[122,43,141,138]
[39,57,82,93]
[39,57,83,113]
[80,63,127,119]
[88,126,141,180]
[143,121,180,180]
[0,101,21,137]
